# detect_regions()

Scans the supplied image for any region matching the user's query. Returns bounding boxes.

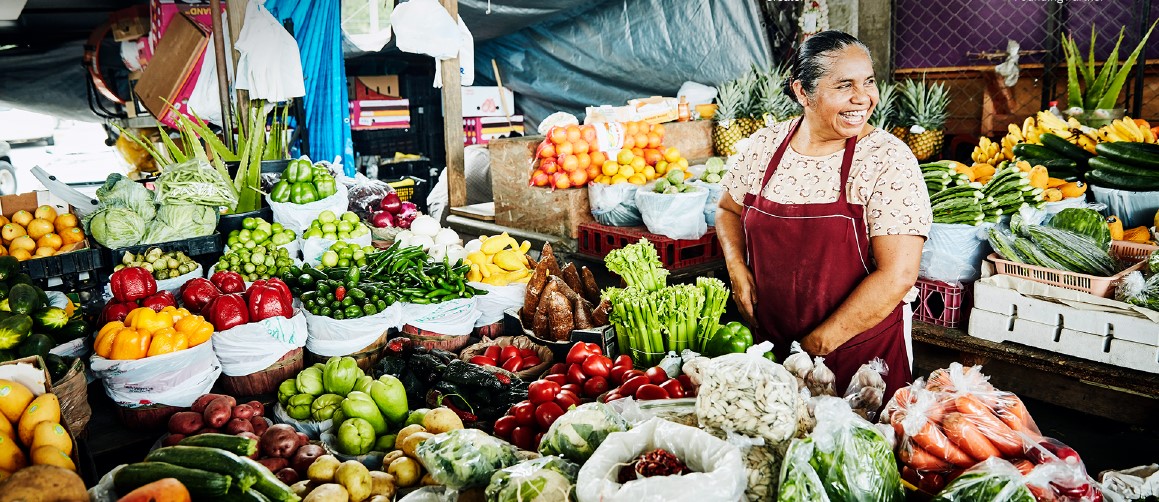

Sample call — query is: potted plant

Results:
[1061,21,1157,127]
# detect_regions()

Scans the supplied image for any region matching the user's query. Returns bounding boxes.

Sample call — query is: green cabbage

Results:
[87,207,146,248]
[485,456,579,502]
[142,204,219,244]
[415,429,519,490]
[95,173,156,222]
[538,402,629,463]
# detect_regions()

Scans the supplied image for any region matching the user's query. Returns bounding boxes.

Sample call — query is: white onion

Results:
[410,234,435,251]
[445,245,468,263]
[410,216,441,237]
[429,245,447,261]
[434,227,460,246]
[464,239,482,253]
[394,230,414,247]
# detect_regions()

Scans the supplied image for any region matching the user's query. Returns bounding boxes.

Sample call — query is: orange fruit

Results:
[565,125,582,143]
[643,149,663,166]
[540,158,559,175]
[623,136,636,150]
[631,147,644,157]
[634,133,649,148]
[576,152,591,170]
[1,224,25,244]
[625,121,640,136]
[568,169,589,187]
[53,214,78,233]
[556,141,574,156]
[552,172,571,189]
[616,149,634,165]
[647,132,663,149]
[572,139,590,154]
[581,125,597,144]
[33,205,57,222]
[652,123,666,138]
[586,164,601,180]
[9,249,30,261]
[601,160,619,177]
[537,142,556,159]
[628,174,647,185]
[10,210,32,227]
[643,166,657,179]
[590,151,607,166]
[60,227,85,245]
[36,234,62,250]
[560,155,579,173]
[34,247,54,258]
[611,174,628,184]
[549,127,567,145]
[617,165,635,178]
[26,219,53,240]
[0,216,8,227]
[531,170,550,187]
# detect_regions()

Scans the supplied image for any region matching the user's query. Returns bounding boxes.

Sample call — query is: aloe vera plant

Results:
[1062,20,1158,111]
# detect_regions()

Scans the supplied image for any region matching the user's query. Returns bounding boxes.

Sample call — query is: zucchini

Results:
[1039,133,1095,162]
[1095,142,1159,169]
[1012,143,1061,160]
[146,446,259,492]
[1087,157,1159,179]
[1085,169,1159,191]
[179,433,259,457]
[238,456,301,502]
[113,462,232,498]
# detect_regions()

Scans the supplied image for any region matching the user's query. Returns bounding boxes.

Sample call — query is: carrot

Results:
[912,420,977,468]
[926,369,952,391]
[997,394,1035,432]
[890,408,907,438]
[954,394,1024,457]
[1011,459,1035,476]
[942,411,1002,462]
[898,442,954,472]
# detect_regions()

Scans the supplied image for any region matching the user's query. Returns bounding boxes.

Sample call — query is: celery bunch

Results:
[658,284,704,353]
[605,240,668,292]
[604,287,664,365]
[696,277,730,352]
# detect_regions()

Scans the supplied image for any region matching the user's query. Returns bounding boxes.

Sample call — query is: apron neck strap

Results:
[759,118,861,204]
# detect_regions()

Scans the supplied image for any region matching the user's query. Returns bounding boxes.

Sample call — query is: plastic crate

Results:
[578,222,723,270]
[373,158,432,180]
[20,247,103,290]
[384,176,430,213]
[351,128,420,158]
[911,278,971,329]
[989,240,1156,298]
[100,234,223,270]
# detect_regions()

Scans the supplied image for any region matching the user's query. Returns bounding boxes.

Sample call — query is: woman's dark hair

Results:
[783,31,872,104]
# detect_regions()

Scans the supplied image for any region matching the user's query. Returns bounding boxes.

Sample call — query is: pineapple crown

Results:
[870,80,899,130]
[898,77,950,130]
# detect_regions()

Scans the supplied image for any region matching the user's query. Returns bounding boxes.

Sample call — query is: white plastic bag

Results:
[636,187,709,240]
[304,303,402,357]
[677,82,718,106]
[342,0,394,55]
[212,312,309,376]
[234,1,305,101]
[589,182,643,227]
[920,222,994,284]
[576,417,746,502]
[391,0,458,59]
[400,298,481,337]
[469,282,525,326]
[1091,184,1159,228]
[266,182,351,235]
[300,232,373,267]
[90,341,222,408]
[696,182,726,226]
[103,265,204,302]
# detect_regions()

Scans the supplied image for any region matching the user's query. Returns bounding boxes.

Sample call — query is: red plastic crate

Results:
[911,278,972,329]
[578,222,723,270]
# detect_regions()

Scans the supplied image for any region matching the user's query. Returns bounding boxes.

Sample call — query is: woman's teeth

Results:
[840,110,867,121]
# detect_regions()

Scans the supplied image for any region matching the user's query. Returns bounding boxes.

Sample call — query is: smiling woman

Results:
[715,31,933,403]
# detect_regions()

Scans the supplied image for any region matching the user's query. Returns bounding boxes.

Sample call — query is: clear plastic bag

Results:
[806,357,838,397]
[843,359,888,421]
[486,456,580,502]
[777,397,904,502]
[607,396,697,427]
[415,428,520,490]
[266,182,351,234]
[695,347,800,444]
[345,173,397,221]
[589,182,644,227]
[932,458,1035,501]
[539,402,630,463]
[635,187,709,240]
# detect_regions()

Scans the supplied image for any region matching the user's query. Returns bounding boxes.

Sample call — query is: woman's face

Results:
[794,46,878,139]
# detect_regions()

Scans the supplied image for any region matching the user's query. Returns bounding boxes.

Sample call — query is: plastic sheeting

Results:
[472,0,772,128]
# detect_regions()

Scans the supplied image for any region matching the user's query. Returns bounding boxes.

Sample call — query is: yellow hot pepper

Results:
[128,308,174,335]
[109,328,150,360]
[146,327,188,357]
[176,315,214,346]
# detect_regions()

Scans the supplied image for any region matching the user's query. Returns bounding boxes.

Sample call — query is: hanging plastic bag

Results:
[90,340,222,408]
[266,182,351,235]
[341,0,394,55]
[234,0,305,101]
[636,187,709,240]
[920,222,995,285]
[212,311,309,376]
[400,298,481,337]
[696,347,800,444]
[304,303,402,357]
[391,0,457,59]
[677,82,718,106]
[843,358,888,421]
[470,282,526,327]
[589,182,644,227]
[576,417,746,502]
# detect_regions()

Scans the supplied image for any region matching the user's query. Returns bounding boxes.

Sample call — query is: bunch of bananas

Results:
[1024,111,1101,154]
[1095,116,1157,143]
[971,136,1005,165]
[464,232,533,286]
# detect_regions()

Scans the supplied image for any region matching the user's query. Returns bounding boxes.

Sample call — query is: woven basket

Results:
[401,324,471,352]
[473,320,506,339]
[115,403,183,430]
[306,330,391,372]
[53,358,91,436]
[219,348,305,396]
[459,336,553,381]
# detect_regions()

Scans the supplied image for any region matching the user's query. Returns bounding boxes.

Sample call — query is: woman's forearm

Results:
[716,203,747,267]
[801,270,911,353]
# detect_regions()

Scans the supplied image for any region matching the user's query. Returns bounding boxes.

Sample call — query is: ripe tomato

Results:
[566,343,595,365]
[658,379,686,398]
[555,389,580,409]
[544,374,568,386]
[528,380,562,405]
[511,401,536,427]
[511,426,535,450]
[645,366,668,385]
[500,346,521,365]
[677,374,696,393]
[618,375,650,397]
[603,392,623,403]
[523,356,542,368]
[583,376,609,397]
[469,356,496,367]
[635,384,669,401]
[548,363,568,375]
[493,415,517,438]
[581,355,612,378]
[519,348,535,358]
[621,369,645,382]
[566,364,589,386]
[535,402,564,430]
[502,357,524,373]
[484,346,502,361]
[561,384,583,397]
[535,432,545,449]
[614,355,632,368]
[609,365,629,385]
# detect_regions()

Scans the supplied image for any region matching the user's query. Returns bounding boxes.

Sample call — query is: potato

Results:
[387,457,421,488]
[369,472,396,498]
[167,411,204,435]
[258,457,289,473]
[302,483,348,502]
[0,465,87,502]
[422,408,463,434]
[292,444,326,474]
[367,496,391,502]
[225,418,254,435]
[232,404,256,420]
[420,473,439,486]
[246,400,265,417]
[335,460,372,502]
[394,424,426,450]
[307,454,341,483]
[261,424,301,458]
[290,480,315,498]
[276,467,300,486]
[203,397,234,428]
[191,393,231,413]
[161,433,186,447]
[400,432,433,459]
[296,432,310,449]
[250,416,269,437]
[381,450,405,467]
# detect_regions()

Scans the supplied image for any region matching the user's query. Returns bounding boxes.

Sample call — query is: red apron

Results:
[741,119,912,400]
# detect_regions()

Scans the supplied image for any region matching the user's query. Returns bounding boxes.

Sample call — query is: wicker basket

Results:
[115,403,183,430]
[53,358,91,436]
[306,330,391,372]
[401,324,471,352]
[459,336,553,381]
[219,348,305,396]
[473,320,506,339]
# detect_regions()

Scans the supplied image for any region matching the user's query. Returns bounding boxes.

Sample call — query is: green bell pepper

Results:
[707,322,754,357]
[323,356,362,396]
[336,418,376,455]
[290,182,319,204]
[310,393,344,422]
[312,165,331,180]
[286,393,315,420]
[314,175,337,199]
[270,180,292,203]
[284,159,314,184]
[341,391,388,435]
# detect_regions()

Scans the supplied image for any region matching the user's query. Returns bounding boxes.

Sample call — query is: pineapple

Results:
[870,80,899,131]
[713,79,750,156]
[757,64,802,127]
[897,77,950,160]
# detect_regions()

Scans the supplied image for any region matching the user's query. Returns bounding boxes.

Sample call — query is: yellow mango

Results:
[18,393,60,446]
[0,434,26,472]
[31,421,71,456]
[30,445,75,471]
[0,379,34,423]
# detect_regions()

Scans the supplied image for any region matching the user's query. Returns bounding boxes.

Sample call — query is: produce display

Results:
[94,306,214,359]
[85,173,219,249]
[530,122,692,188]
[1087,141,1159,190]
[114,247,200,280]
[292,454,398,501]
[302,211,371,242]
[371,409,467,490]
[226,218,298,251]
[0,205,86,261]
[392,216,466,263]
[101,267,175,323]
[316,241,377,270]
[987,208,1120,276]
[464,233,533,286]
[367,192,420,230]
[0,381,75,473]
[521,243,605,342]
[270,158,339,204]
[594,145,690,187]
[922,160,1049,225]
[182,272,293,329]
[214,244,297,282]
[600,361,698,403]
[537,402,629,463]
[114,441,298,500]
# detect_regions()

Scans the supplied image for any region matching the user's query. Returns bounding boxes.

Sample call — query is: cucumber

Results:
[146,446,259,492]
[1085,169,1159,191]
[238,456,301,502]
[224,487,273,502]
[1012,143,1061,160]
[1039,133,1095,162]
[1016,157,1081,174]
[1087,157,1159,179]
[179,433,259,457]
[114,462,232,498]
[1095,142,1159,169]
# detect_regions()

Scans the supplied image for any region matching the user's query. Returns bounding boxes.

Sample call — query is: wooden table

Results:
[912,322,1159,424]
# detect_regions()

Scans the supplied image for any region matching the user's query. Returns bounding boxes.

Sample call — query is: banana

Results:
[1112,120,1136,142]
[1008,123,1024,142]
[1144,127,1157,144]
[1076,134,1098,154]
[1124,118,1144,142]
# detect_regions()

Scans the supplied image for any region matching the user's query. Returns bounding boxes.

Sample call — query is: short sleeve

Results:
[720,125,782,206]
[862,138,933,238]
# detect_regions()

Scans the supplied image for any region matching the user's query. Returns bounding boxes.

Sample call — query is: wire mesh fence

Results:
[890,0,1159,159]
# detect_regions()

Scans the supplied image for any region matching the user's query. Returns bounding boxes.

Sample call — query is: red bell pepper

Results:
[204,293,249,331]
[142,291,176,312]
[110,267,157,302]
[101,300,137,323]
[247,282,293,322]
[180,278,221,314]
[265,278,293,306]
[210,271,246,295]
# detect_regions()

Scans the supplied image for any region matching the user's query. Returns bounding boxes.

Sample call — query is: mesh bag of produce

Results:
[538,402,630,463]
[415,428,520,490]
[485,456,580,502]
[695,347,800,444]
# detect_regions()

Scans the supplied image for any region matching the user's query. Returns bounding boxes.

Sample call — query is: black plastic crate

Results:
[373,158,433,180]
[352,128,420,158]
[100,234,223,270]
[21,248,103,279]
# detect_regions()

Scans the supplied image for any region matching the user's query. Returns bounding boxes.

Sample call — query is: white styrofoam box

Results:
[973,280,1159,347]
[970,309,1159,373]
[462,87,515,117]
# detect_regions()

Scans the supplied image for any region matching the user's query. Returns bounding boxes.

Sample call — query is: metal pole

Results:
[210,0,234,150]
[1131,0,1151,118]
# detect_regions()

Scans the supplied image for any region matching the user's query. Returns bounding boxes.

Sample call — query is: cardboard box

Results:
[111,5,149,42]
[146,0,225,59]
[353,76,402,100]
[462,87,515,117]
[351,99,411,130]
[136,12,209,127]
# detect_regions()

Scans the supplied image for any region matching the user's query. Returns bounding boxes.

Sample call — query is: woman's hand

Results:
[728,262,759,329]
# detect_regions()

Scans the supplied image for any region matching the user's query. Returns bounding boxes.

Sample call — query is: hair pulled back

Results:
[783,31,872,105]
